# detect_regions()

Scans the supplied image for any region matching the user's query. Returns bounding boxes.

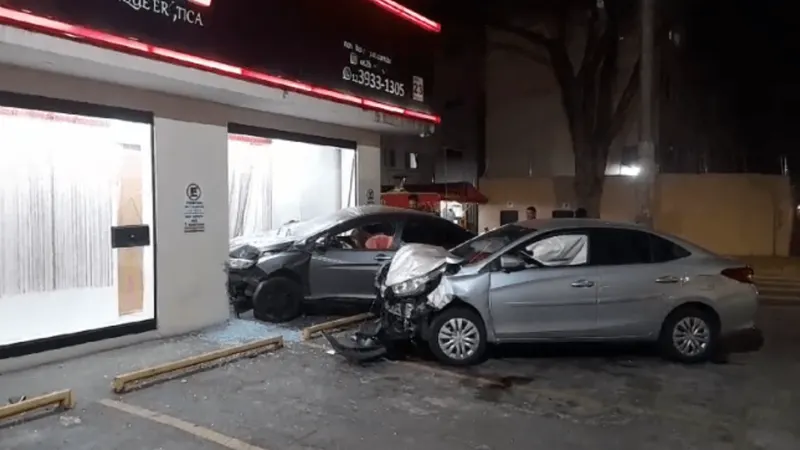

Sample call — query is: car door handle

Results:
[655,275,681,284]
[374,254,392,262]
[570,279,595,288]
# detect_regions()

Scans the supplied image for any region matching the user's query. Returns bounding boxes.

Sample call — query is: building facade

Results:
[0,0,440,370]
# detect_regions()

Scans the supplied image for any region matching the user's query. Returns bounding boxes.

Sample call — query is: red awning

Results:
[381,182,488,204]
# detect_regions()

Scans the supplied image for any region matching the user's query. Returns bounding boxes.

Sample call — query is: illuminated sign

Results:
[0,0,437,116]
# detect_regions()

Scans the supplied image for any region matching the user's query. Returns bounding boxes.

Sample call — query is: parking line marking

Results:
[98,399,268,450]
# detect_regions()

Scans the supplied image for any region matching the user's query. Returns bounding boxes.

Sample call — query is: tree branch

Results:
[605,58,641,145]
[488,40,550,66]
[487,21,551,46]
[576,6,602,80]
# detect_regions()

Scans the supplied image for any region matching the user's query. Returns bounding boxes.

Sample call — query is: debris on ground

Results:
[198,319,300,345]
[58,415,82,427]
[7,395,26,404]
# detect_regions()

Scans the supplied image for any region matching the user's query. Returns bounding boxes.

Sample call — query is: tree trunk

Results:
[573,138,606,218]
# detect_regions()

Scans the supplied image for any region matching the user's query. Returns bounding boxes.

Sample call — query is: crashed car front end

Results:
[226,239,298,315]
[324,244,460,361]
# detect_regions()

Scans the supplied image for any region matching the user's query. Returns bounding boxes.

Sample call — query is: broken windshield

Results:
[450,224,533,264]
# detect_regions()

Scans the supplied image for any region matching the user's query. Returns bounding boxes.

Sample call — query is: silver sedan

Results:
[418,219,763,365]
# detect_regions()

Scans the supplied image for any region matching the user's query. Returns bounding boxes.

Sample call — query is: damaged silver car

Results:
[326,219,763,366]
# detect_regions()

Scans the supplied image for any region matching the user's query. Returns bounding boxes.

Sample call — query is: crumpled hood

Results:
[385,244,456,286]
[229,232,296,255]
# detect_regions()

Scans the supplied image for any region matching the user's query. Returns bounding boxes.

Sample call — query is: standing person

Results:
[525,206,537,220]
[408,194,420,210]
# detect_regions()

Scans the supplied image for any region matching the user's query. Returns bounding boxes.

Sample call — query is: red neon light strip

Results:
[0,7,440,124]
[366,0,440,33]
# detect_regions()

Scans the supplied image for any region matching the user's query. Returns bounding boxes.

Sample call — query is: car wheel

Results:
[252,276,303,323]
[428,307,487,366]
[659,306,719,363]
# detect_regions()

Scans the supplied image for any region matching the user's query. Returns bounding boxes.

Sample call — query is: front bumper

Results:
[225,266,267,313]
[720,327,764,354]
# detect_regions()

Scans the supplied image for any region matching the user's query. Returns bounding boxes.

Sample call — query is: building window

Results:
[406,152,419,170]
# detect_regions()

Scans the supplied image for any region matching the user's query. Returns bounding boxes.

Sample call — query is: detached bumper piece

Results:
[720,327,764,354]
[322,320,388,363]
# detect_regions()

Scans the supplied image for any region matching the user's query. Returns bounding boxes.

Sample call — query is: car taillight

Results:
[721,267,754,284]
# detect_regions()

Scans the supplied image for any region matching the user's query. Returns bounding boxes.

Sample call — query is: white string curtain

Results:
[0,110,118,298]
[227,137,356,238]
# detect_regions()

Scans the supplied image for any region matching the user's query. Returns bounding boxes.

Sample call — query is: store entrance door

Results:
[0,105,156,351]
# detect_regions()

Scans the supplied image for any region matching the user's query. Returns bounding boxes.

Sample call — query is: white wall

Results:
[356,144,382,205]
[154,118,230,334]
[0,65,383,371]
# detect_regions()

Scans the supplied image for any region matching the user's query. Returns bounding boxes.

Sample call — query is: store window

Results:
[228,134,357,238]
[0,105,155,348]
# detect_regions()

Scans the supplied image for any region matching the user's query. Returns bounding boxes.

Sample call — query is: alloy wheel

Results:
[672,316,711,357]
[437,317,480,360]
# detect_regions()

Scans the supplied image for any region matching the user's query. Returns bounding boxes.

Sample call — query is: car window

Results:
[590,228,653,265]
[525,234,588,267]
[331,220,396,251]
[401,217,473,249]
[651,234,691,262]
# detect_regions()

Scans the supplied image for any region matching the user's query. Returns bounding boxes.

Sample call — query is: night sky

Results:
[416,0,798,176]
[690,0,799,174]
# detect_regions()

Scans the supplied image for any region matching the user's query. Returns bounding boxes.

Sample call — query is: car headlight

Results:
[228,258,255,270]
[391,271,439,297]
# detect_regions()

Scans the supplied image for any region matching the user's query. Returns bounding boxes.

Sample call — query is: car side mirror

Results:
[314,235,329,252]
[499,254,526,272]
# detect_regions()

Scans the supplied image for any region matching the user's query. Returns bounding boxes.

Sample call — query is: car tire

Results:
[252,276,303,323]
[427,307,487,366]
[659,306,719,364]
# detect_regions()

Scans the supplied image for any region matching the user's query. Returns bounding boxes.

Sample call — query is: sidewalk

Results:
[0,319,299,407]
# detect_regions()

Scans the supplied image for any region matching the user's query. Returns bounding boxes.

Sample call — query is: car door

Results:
[488,230,600,340]
[307,216,399,301]
[590,228,689,338]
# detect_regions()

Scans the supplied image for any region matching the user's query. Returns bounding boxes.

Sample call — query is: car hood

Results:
[229,232,297,255]
[385,243,461,286]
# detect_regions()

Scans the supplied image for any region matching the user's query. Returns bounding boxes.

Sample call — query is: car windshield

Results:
[450,224,533,264]
[274,208,361,239]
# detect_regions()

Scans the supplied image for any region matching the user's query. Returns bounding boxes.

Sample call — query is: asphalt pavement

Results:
[1,307,798,450]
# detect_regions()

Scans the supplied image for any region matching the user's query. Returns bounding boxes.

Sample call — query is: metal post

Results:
[636,0,656,226]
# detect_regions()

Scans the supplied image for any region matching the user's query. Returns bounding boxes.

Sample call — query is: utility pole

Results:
[636,0,656,226]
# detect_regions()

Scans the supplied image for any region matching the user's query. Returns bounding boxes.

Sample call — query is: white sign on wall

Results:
[356,145,381,206]
[184,182,205,233]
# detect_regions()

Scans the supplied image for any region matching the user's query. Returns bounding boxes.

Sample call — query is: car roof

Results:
[344,205,439,218]
[513,218,716,256]
[516,218,650,232]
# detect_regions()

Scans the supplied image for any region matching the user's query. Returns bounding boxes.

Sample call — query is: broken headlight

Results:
[227,258,255,270]
[390,270,442,297]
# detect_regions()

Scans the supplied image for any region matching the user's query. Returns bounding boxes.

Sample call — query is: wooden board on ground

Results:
[301,313,374,341]
[0,389,75,422]
[112,336,284,393]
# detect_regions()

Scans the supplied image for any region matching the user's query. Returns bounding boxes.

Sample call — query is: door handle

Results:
[374,254,392,262]
[655,275,681,284]
[571,279,595,288]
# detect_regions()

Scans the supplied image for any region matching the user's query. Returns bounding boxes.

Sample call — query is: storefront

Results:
[0,0,439,369]
[227,126,358,238]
